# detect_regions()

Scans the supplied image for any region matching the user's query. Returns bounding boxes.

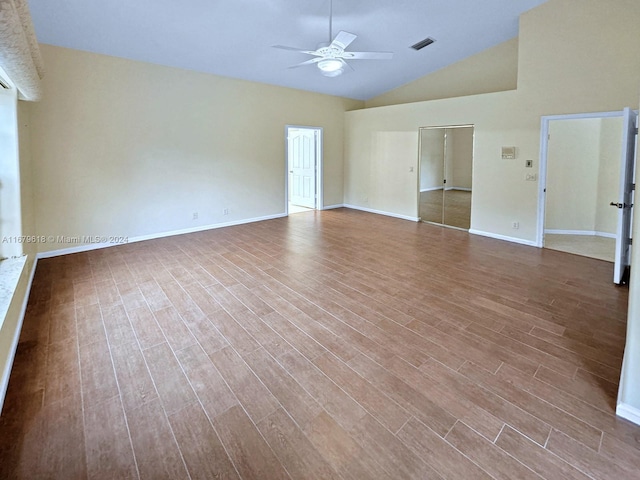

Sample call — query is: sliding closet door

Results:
[418,125,473,229]
[442,127,473,229]
[419,128,445,224]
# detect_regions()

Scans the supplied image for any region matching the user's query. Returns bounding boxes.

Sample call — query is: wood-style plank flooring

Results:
[1,208,639,479]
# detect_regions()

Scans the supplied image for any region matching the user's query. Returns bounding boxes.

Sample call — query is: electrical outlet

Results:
[223,208,229,215]
[525,173,537,181]
[512,221,519,229]
[192,212,198,220]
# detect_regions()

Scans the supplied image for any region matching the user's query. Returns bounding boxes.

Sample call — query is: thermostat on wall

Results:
[501,146,516,159]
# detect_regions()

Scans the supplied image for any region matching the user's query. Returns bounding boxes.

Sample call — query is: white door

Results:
[289,128,317,209]
[613,107,638,284]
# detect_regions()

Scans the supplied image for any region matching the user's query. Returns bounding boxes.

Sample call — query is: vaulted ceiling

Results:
[27,0,548,100]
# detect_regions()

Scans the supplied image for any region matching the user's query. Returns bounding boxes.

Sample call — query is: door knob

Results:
[610,202,633,209]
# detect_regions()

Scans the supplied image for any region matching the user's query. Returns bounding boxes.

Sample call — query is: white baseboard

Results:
[444,187,472,192]
[0,256,38,413]
[616,402,640,426]
[420,187,443,192]
[469,229,538,247]
[544,229,616,239]
[322,204,345,210]
[343,204,419,222]
[37,213,288,259]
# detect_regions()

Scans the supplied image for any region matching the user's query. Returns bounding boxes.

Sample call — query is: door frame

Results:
[416,123,475,230]
[285,125,323,214]
[536,110,627,248]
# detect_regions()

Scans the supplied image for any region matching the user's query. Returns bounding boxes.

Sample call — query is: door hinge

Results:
[632,183,636,191]
[629,238,633,246]
[634,128,638,135]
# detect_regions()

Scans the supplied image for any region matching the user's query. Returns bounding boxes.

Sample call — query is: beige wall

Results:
[29,45,362,253]
[419,128,445,191]
[545,118,601,231]
[18,102,36,258]
[447,127,473,190]
[595,117,623,234]
[545,116,622,235]
[345,0,640,244]
[366,38,519,109]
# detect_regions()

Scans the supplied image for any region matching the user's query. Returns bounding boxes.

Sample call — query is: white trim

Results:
[37,213,287,259]
[616,402,640,426]
[544,229,616,239]
[343,204,419,222]
[444,187,472,192]
[322,204,345,210]
[469,229,538,247]
[0,256,37,413]
[420,187,443,192]
[537,110,628,248]
[0,257,27,331]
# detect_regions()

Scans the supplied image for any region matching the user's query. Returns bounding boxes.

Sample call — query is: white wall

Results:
[28,45,362,254]
[0,87,22,258]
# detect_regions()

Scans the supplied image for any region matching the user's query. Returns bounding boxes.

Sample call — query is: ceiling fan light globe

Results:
[320,68,343,77]
[318,58,343,73]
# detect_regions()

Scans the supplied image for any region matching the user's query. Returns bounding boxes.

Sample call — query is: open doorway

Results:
[543,114,622,262]
[538,109,638,284]
[418,125,474,230]
[286,126,322,215]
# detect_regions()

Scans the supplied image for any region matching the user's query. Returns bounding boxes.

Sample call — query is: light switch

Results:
[525,160,533,168]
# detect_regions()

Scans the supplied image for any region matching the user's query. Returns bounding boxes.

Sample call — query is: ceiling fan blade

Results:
[342,51,394,60]
[288,57,324,69]
[339,58,354,72]
[331,31,357,50]
[272,45,320,56]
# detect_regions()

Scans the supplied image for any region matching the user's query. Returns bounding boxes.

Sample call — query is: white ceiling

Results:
[27,0,548,101]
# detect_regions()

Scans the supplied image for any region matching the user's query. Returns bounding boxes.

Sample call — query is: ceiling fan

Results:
[272,0,393,77]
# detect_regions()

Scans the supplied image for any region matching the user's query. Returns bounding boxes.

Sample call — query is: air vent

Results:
[411,37,435,51]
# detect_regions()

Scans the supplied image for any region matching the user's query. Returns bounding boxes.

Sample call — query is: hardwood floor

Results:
[1,208,638,479]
